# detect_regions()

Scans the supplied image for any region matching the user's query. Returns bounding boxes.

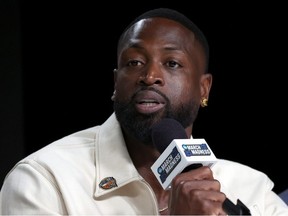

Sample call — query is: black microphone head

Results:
[151,118,188,153]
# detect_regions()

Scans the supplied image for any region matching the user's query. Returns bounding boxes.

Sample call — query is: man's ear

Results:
[113,68,118,83]
[113,68,119,91]
[111,69,118,101]
[200,73,212,100]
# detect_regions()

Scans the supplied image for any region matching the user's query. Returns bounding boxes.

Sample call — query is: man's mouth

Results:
[134,90,166,114]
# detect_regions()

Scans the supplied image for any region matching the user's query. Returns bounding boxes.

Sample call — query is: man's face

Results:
[113,18,209,144]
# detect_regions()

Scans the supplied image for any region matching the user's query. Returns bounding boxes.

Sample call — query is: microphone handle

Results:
[223,198,251,215]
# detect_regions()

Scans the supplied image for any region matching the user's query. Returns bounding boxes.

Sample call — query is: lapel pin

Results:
[99,177,118,189]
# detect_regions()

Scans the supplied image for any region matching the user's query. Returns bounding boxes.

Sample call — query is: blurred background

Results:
[1,0,287,194]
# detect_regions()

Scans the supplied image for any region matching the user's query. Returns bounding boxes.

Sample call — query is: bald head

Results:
[117,8,209,72]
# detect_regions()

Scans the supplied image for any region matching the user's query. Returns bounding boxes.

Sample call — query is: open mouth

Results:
[134,90,166,114]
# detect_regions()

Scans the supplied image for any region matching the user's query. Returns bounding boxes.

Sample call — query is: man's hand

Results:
[168,166,228,215]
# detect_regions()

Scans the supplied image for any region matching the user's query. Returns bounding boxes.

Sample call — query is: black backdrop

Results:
[1,1,287,194]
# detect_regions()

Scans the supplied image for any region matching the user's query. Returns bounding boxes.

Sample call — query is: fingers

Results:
[168,166,228,215]
[169,190,227,215]
[171,166,214,185]
[175,179,222,195]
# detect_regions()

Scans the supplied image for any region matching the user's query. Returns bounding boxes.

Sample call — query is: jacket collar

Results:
[94,113,142,197]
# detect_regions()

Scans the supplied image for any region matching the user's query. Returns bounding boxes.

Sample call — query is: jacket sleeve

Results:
[261,189,288,216]
[0,160,67,215]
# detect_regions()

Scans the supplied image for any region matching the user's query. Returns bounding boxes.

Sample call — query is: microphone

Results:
[150,118,217,190]
[150,118,251,215]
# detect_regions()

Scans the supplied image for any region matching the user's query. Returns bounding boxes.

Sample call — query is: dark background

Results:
[1,0,287,194]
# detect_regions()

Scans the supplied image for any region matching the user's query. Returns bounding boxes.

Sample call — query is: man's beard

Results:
[114,88,199,144]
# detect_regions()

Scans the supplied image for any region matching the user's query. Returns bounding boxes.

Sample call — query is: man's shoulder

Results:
[214,158,267,176]
[213,158,273,190]
[18,125,100,168]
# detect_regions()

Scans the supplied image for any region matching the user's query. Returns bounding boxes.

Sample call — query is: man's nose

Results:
[137,64,164,86]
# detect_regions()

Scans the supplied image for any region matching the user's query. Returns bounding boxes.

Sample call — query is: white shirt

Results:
[1,113,288,215]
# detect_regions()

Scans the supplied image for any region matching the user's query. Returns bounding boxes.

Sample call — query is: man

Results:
[1,8,287,215]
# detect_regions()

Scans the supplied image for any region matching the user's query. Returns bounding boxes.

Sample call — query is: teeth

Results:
[138,100,159,105]
[141,102,157,106]
[143,103,157,106]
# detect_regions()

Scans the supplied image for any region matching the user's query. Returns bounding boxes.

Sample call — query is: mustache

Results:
[132,86,169,103]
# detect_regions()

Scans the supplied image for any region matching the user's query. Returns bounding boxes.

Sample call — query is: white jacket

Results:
[1,113,287,215]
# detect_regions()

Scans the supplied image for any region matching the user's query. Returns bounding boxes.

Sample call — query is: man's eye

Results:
[167,61,180,68]
[128,60,142,66]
